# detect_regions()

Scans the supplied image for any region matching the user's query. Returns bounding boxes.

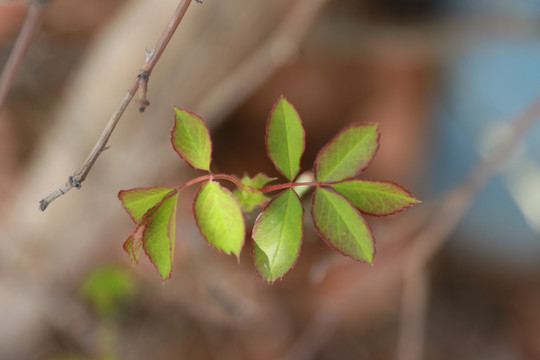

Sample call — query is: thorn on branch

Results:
[137,70,150,112]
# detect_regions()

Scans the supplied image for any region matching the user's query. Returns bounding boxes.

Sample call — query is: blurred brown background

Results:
[1,0,540,359]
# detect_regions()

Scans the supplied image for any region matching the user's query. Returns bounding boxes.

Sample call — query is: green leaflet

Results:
[142,192,179,280]
[331,180,420,216]
[194,181,245,259]
[315,123,379,182]
[171,106,212,171]
[119,187,175,223]
[252,189,303,283]
[311,187,374,263]
[233,173,274,212]
[266,96,305,180]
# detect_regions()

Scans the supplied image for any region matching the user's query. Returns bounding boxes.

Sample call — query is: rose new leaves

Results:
[331,180,420,216]
[314,123,379,182]
[252,189,303,283]
[119,188,178,279]
[194,181,245,259]
[233,173,274,212]
[311,187,374,263]
[266,96,305,181]
[171,106,212,171]
[119,95,419,283]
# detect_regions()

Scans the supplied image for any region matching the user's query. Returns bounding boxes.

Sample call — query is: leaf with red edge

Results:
[252,189,303,283]
[123,223,145,264]
[331,180,420,216]
[233,173,274,212]
[314,123,379,182]
[266,96,305,180]
[119,187,175,223]
[311,187,374,263]
[194,181,245,259]
[171,106,212,171]
[143,192,179,280]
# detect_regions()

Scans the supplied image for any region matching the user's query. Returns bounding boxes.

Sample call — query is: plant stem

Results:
[0,0,48,114]
[172,173,319,193]
[39,0,194,211]
[258,182,319,193]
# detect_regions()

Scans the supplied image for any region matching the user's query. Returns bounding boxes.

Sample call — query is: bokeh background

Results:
[1,0,540,359]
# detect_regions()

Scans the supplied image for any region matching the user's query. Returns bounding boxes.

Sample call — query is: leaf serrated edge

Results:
[326,180,421,217]
[121,189,178,265]
[118,186,174,223]
[171,106,212,172]
[250,188,304,284]
[193,181,246,260]
[141,192,179,281]
[265,95,306,181]
[311,187,376,264]
[313,122,380,181]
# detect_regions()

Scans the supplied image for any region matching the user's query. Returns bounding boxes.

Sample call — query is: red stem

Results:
[174,173,320,193]
[257,181,319,193]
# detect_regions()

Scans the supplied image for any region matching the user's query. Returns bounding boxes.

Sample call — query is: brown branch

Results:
[39,0,194,211]
[396,94,540,360]
[0,0,48,114]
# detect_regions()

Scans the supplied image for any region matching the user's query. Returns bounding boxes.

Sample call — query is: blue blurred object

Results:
[431,39,540,270]
[443,0,540,16]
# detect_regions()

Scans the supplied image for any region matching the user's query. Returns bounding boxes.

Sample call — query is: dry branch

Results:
[38,0,194,211]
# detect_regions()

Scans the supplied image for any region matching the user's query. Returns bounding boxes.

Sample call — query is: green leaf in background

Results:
[80,265,136,318]
[119,187,175,223]
[194,181,245,259]
[311,187,374,263]
[171,106,212,171]
[252,189,303,283]
[233,173,274,211]
[266,96,305,180]
[314,123,379,182]
[331,180,420,216]
[142,192,179,280]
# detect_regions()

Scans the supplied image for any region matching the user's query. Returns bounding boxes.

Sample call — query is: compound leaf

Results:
[194,181,245,259]
[171,106,212,171]
[142,192,179,281]
[331,180,420,216]
[252,189,303,283]
[119,187,175,223]
[311,187,374,263]
[233,173,274,212]
[314,123,379,182]
[266,96,305,180]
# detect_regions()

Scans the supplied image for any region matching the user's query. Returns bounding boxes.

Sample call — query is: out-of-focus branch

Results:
[396,266,428,360]
[396,94,540,360]
[0,0,48,114]
[38,0,194,211]
[194,0,330,120]
[282,94,540,360]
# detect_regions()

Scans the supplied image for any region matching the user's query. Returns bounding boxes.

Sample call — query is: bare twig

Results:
[39,0,194,211]
[396,94,540,360]
[0,0,49,114]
